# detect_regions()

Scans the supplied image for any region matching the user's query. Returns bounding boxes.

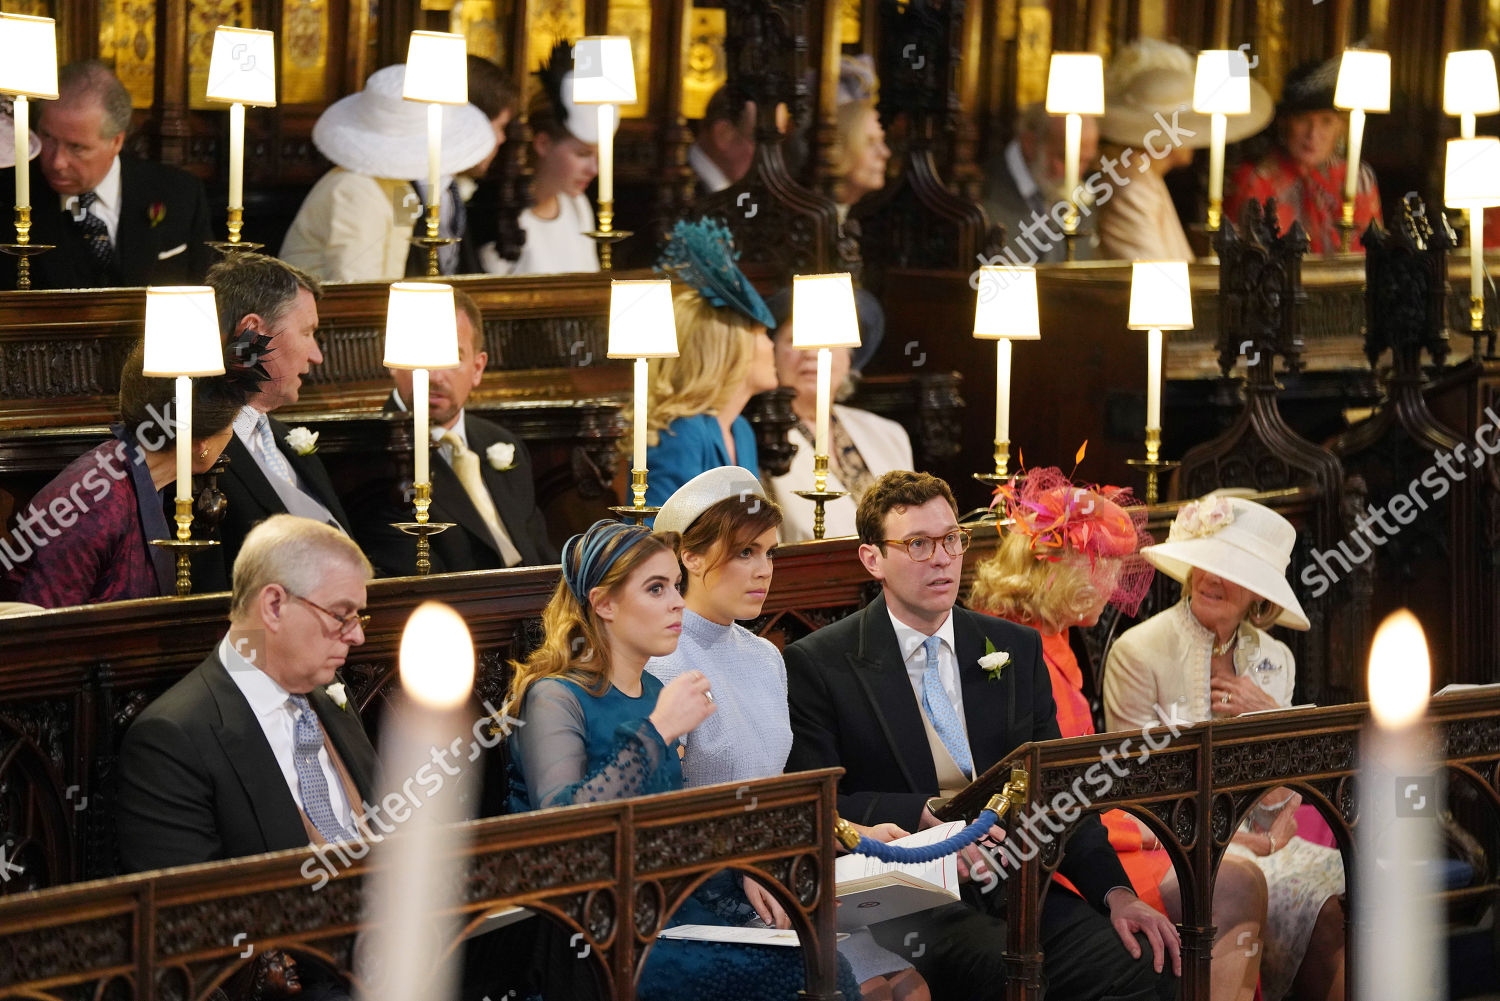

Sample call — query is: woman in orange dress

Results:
[969,467,1267,1001]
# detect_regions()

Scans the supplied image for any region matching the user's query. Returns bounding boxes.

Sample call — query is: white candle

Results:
[1208,112,1227,210]
[633,356,647,471]
[1462,111,1477,139]
[356,602,474,1001]
[814,347,832,457]
[228,102,244,209]
[1357,610,1442,1001]
[995,338,1012,443]
[1345,108,1366,204]
[597,103,615,204]
[1146,328,1163,431]
[1472,208,1485,314]
[13,94,28,209]
[174,375,192,504]
[1063,113,1081,229]
[413,368,430,484]
[426,102,443,217]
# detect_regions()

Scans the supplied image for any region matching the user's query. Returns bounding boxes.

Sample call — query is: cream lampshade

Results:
[0,13,59,98]
[1444,50,1500,127]
[606,279,678,358]
[973,266,1041,340]
[205,26,277,106]
[403,31,469,104]
[1045,53,1105,114]
[1335,49,1391,112]
[1128,262,1194,330]
[384,282,460,369]
[142,287,226,377]
[1192,49,1252,114]
[572,36,638,105]
[1445,137,1500,209]
[791,273,861,349]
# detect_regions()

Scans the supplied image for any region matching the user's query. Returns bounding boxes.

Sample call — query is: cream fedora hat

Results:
[1142,495,1310,630]
[312,64,494,180]
[1101,40,1273,149]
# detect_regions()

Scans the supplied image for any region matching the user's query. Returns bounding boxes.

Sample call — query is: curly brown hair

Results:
[854,471,958,550]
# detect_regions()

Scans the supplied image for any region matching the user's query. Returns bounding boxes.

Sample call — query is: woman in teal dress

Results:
[506,519,860,1000]
[641,218,778,507]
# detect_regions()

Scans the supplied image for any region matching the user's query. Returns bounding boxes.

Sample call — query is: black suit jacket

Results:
[115,651,378,872]
[350,397,558,576]
[209,415,354,585]
[784,594,1129,911]
[0,156,214,290]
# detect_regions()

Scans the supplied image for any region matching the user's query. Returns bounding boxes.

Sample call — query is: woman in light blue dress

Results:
[647,468,930,1001]
[641,219,778,506]
[506,518,859,1000]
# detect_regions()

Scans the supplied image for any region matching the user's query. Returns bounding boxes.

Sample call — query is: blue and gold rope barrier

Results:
[833,768,1029,862]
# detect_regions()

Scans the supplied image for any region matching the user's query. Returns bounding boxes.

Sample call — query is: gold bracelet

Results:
[1268,832,1278,853]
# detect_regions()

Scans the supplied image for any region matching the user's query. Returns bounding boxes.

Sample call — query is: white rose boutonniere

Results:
[979,638,1011,682]
[486,442,516,471]
[325,682,349,710]
[285,426,319,455]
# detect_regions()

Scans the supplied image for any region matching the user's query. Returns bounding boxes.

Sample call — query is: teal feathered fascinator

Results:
[655,218,775,328]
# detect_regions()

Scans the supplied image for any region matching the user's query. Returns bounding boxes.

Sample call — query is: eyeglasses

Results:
[882,528,973,562]
[289,592,370,636]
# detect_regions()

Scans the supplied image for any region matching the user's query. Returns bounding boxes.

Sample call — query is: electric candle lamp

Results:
[1357,610,1442,1001]
[791,273,861,465]
[573,36,635,269]
[1444,137,1500,343]
[1334,49,1391,250]
[1046,53,1104,255]
[1127,261,1192,503]
[143,286,227,506]
[0,12,59,290]
[403,31,468,274]
[972,266,1040,480]
[206,26,276,244]
[1193,50,1253,233]
[1443,50,1499,139]
[385,282,460,492]
[607,279,678,513]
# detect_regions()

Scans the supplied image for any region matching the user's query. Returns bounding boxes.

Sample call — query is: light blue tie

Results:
[287,694,354,843]
[254,415,296,485]
[920,636,973,779]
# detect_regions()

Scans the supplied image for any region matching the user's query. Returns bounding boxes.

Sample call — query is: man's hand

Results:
[743,875,791,929]
[923,806,1005,882]
[1105,888,1182,976]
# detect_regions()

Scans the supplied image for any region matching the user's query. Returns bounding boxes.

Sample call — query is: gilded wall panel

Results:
[682,5,725,120]
[526,0,585,71]
[453,0,510,64]
[281,0,330,104]
[840,0,860,44]
[1,0,52,15]
[97,0,156,108]
[604,0,649,118]
[1016,3,1050,108]
[187,0,250,109]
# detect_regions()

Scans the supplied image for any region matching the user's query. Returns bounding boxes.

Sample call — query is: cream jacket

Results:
[280,168,416,283]
[1102,597,1296,732]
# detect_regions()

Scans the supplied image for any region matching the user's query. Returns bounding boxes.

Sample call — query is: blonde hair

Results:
[230,515,372,617]
[506,531,677,712]
[968,532,1103,635]
[637,288,761,446]
[831,99,879,201]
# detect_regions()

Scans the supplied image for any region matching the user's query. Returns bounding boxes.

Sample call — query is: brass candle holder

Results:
[1339,198,1357,253]
[586,198,632,272]
[1125,428,1180,506]
[149,497,219,597]
[793,454,848,541]
[409,203,457,278]
[608,468,661,524]
[392,481,454,576]
[207,207,265,254]
[973,438,1013,487]
[1,205,53,290]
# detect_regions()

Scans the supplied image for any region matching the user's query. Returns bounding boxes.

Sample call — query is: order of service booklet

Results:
[833,820,964,930]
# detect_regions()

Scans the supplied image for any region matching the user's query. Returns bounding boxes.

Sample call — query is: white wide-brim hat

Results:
[313,64,495,180]
[1141,495,1310,630]
[0,98,39,169]
[555,69,621,146]
[1101,67,1274,150]
[655,466,767,536]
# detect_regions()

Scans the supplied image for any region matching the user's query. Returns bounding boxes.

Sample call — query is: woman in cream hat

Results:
[645,467,928,1001]
[1096,40,1273,261]
[279,63,494,282]
[1104,495,1344,1001]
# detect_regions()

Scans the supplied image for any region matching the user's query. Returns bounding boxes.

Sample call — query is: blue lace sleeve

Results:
[514,680,671,809]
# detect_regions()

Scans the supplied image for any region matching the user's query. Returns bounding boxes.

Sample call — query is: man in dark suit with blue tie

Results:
[784,471,1178,1001]
[0,60,213,291]
[350,287,557,576]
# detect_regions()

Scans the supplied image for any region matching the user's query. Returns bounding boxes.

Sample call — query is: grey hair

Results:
[205,252,322,341]
[57,61,133,139]
[230,515,372,618]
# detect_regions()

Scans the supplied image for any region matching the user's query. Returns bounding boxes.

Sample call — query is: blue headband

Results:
[562,519,656,605]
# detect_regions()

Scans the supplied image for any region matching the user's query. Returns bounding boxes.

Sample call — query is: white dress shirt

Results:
[887,606,970,747]
[60,155,122,245]
[219,635,354,831]
[688,142,732,193]
[232,406,342,528]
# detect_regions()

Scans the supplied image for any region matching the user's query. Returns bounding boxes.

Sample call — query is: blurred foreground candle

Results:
[143,286,226,506]
[1357,610,1443,1001]
[356,601,475,1001]
[972,266,1040,478]
[607,279,677,505]
[385,282,460,490]
[792,273,861,461]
